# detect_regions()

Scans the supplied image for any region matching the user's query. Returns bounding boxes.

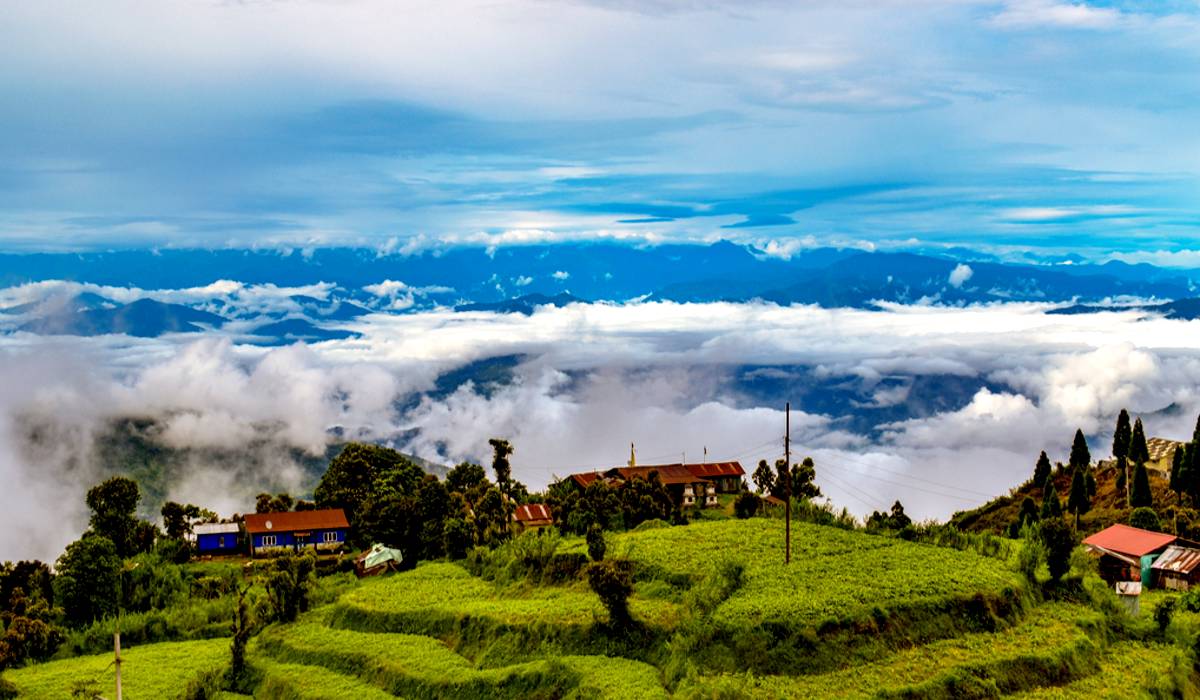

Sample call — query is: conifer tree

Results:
[1193,413,1200,444]
[1069,429,1091,471]
[1041,475,1062,519]
[1130,460,1154,509]
[1114,409,1132,495]
[1129,417,1150,468]
[1067,467,1090,529]
[1033,451,1052,488]
[1171,445,1185,504]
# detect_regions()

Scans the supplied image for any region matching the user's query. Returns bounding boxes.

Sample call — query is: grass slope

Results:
[6,638,227,699]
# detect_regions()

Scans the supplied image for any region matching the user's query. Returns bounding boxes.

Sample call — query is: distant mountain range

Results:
[0,242,1196,341]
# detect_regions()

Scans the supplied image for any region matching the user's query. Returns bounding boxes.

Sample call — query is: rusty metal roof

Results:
[244,508,349,535]
[1083,524,1176,558]
[1151,545,1200,575]
[513,503,553,522]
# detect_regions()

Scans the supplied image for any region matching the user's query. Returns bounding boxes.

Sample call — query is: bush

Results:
[734,492,761,519]
[586,560,633,627]
[0,675,14,699]
[1039,518,1075,582]
[443,518,473,560]
[1155,596,1177,634]
[586,524,607,562]
[1130,507,1161,532]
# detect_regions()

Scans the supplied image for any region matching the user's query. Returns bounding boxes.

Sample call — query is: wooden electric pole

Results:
[114,621,123,700]
[785,401,791,565]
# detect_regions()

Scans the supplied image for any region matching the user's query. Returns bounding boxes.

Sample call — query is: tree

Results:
[586,524,606,562]
[0,588,62,669]
[620,472,674,530]
[1069,429,1091,471]
[160,501,203,541]
[734,492,761,519]
[415,478,450,560]
[53,534,120,627]
[85,476,143,558]
[752,460,776,495]
[445,461,488,496]
[1067,468,1090,529]
[1039,517,1075,582]
[358,493,421,565]
[489,439,515,539]
[262,553,316,624]
[586,560,633,628]
[1033,451,1052,487]
[770,458,822,501]
[315,442,425,546]
[1171,446,1186,504]
[442,518,473,560]
[1114,409,1132,495]
[889,500,912,529]
[1130,507,1161,532]
[1009,496,1041,538]
[0,562,53,613]
[1130,460,1154,509]
[1040,476,1062,519]
[1129,417,1150,469]
[227,584,253,691]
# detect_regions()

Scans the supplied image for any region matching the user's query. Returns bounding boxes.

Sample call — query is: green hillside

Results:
[9,517,1198,699]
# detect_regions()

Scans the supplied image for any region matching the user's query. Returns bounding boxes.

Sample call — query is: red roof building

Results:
[243,508,350,557]
[563,460,745,509]
[513,503,554,529]
[1084,524,1177,584]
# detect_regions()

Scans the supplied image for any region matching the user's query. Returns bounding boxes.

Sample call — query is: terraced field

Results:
[5,638,227,698]
[8,518,1200,698]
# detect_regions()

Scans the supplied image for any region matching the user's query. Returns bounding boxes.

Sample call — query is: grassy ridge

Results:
[1009,642,1194,700]
[255,621,668,698]
[5,638,227,699]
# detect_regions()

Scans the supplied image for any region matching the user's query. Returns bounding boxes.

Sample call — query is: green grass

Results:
[253,657,397,700]
[676,603,1101,699]
[6,638,228,699]
[255,621,667,698]
[330,561,680,633]
[1009,641,1191,699]
[606,519,1024,628]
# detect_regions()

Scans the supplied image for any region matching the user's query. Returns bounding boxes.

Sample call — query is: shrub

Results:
[0,675,14,699]
[734,492,761,519]
[587,560,633,627]
[1130,507,1161,532]
[1039,518,1076,582]
[586,524,607,562]
[262,552,316,624]
[1155,597,1177,634]
[444,518,474,560]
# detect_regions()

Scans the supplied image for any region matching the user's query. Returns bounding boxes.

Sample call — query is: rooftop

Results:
[1083,524,1176,559]
[244,508,349,535]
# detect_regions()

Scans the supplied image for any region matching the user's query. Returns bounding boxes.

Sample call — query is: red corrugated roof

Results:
[1083,524,1176,558]
[616,465,700,485]
[244,508,349,535]
[514,504,553,522]
[687,461,746,478]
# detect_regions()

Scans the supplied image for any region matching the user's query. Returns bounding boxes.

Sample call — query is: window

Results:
[261,535,277,547]
[219,537,226,548]
[322,531,338,543]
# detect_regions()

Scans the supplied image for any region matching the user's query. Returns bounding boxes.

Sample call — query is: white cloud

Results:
[553,270,570,281]
[948,263,973,288]
[990,1,1122,30]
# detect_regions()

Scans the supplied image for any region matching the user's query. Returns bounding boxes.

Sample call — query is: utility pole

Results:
[114,620,122,700]
[785,401,791,565]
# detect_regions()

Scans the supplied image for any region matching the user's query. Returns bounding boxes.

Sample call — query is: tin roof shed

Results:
[1083,524,1176,560]
[1151,545,1200,576]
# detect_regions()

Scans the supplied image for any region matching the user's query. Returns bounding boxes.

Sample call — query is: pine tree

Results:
[1193,413,1200,444]
[1067,467,1090,529]
[1033,451,1052,487]
[1041,475,1062,519]
[1114,409,1132,496]
[1069,429,1091,471]
[1171,445,1185,504]
[1129,417,1150,467]
[1130,460,1154,509]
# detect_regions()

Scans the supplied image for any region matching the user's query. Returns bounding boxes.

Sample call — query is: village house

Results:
[1083,524,1178,585]
[512,503,554,531]
[567,457,746,509]
[243,508,349,557]
[192,522,240,555]
[1151,545,1200,591]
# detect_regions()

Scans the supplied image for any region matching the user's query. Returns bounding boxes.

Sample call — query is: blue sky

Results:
[1,0,1198,262]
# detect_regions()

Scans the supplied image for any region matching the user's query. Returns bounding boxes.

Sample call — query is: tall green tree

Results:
[1130,460,1154,509]
[1040,517,1076,582]
[1033,451,1052,488]
[444,462,488,495]
[489,438,515,538]
[53,534,120,627]
[1170,446,1186,504]
[1040,475,1062,519]
[85,477,144,558]
[1129,417,1150,468]
[1069,429,1091,471]
[752,459,775,495]
[1067,468,1090,529]
[1114,409,1132,495]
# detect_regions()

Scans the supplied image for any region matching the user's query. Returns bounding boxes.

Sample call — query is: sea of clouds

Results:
[4,293,1200,562]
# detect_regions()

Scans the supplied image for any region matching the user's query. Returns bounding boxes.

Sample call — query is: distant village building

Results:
[1146,437,1185,475]
[566,456,746,509]
[1083,524,1177,584]
[513,503,554,531]
[192,522,240,555]
[243,508,349,557]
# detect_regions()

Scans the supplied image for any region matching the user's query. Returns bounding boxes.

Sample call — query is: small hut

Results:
[1083,524,1177,584]
[1151,545,1200,591]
